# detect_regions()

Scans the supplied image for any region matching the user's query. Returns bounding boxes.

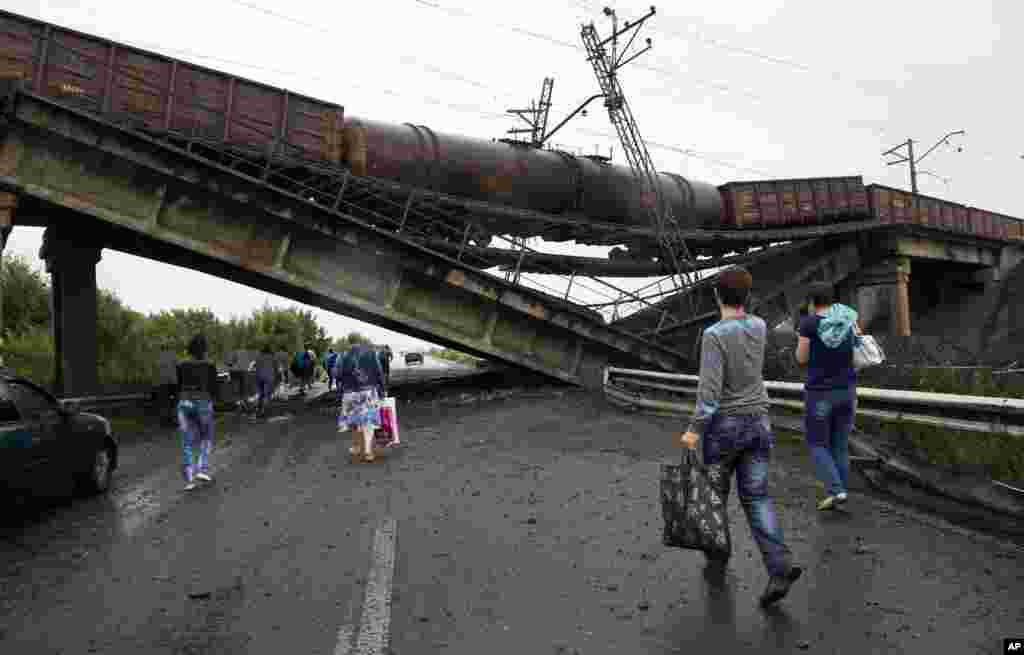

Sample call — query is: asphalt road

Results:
[1,366,1022,654]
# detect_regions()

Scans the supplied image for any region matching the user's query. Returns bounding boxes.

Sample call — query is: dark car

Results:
[405,352,424,366]
[0,371,118,500]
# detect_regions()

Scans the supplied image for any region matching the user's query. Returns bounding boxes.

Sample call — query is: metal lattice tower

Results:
[580,6,699,327]
[507,77,555,147]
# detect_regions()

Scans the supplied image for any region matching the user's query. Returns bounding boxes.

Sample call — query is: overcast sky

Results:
[3,0,1021,349]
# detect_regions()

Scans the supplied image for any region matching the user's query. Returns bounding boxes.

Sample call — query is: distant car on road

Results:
[0,370,118,501]
[405,352,424,366]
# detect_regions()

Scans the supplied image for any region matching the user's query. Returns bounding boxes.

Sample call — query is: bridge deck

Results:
[0,87,697,387]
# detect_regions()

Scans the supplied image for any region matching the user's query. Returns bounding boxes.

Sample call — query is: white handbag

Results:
[853,334,885,371]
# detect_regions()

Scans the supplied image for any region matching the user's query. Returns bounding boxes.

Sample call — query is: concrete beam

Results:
[884,234,995,268]
[0,90,695,387]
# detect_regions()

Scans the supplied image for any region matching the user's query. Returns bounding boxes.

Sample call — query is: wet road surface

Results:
[1,369,1022,654]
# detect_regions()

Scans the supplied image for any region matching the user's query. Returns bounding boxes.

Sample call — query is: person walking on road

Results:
[254,343,278,416]
[337,342,386,464]
[157,347,179,425]
[795,282,861,512]
[176,334,218,491]
[324,347,339,392]
[293,347,313,394]
[276,348,290,388]
[677,266,802,608]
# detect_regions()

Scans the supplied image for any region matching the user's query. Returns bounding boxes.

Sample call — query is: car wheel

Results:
[77,446,113,496]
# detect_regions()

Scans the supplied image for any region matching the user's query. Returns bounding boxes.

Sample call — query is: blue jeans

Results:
[178,399,214,482]
[804,387,856,497]
[257,376,275,409]
[702,413,793,578]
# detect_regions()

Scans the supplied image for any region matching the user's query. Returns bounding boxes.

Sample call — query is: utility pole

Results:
[506,78,555,147]
[883,130,964,193]
[580,5,699,329]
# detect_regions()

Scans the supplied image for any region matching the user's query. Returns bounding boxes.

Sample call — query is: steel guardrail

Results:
[59,392,154,411]
[603,366,1024,436]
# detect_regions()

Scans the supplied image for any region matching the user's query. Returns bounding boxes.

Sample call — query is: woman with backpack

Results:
[795,282,862,511]
[176,334,219,491]
[336,342,387,463]
[292,347,315,394]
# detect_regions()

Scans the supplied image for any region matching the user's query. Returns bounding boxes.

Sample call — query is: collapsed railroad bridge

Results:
[0,8,1021,396]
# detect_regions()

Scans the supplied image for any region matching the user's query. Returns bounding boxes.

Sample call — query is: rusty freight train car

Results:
[0,8,1019,250]
[717,176,871,228]
[0,9,344,168]
[866,185,1023,242]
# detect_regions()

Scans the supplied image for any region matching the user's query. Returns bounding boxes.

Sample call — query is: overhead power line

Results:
[413,0,1024,171]
[411,0,766,103]
[222,0,505,95]
[571,0,894,97]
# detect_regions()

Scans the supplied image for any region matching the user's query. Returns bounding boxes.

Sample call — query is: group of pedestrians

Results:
[677,267,860,608]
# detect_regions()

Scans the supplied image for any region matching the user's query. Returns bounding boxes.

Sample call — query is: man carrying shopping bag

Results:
[671,266,803,608]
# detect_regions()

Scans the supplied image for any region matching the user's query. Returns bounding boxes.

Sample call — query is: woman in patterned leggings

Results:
[176,334,218,491]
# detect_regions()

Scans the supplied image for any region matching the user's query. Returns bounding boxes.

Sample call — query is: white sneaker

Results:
[196,473,213,483]
[836,492,848,504]
[184,482,198,491]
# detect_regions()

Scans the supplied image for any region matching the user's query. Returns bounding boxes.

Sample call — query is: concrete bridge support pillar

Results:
[0,193,15,356]
[39,225,102,396]
[856,256,912,337]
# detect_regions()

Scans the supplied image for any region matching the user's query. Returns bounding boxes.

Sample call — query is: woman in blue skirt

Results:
[336,342,387,463]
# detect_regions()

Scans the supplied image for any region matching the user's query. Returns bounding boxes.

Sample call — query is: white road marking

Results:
[335,517,398,655]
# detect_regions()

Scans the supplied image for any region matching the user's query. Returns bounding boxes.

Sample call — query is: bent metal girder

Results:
[613,237,863,356]
[0,88,695,387]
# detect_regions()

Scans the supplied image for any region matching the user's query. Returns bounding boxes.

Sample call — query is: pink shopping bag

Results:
[379,397,399,445]
[373,397,399,448]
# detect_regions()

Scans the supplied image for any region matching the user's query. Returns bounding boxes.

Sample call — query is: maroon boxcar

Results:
[718,176,869,230]
[1010,219,1024,241]
[0,9,344,166]
[869,185,913,225]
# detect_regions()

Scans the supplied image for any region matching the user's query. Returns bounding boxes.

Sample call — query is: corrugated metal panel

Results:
[172,63,229,140]
[779,181,799,225]
[940,204,955,230]
[0,14,41,83]
[954,206,969,233]
[44,29,109,114]
[724,185,761,228]
[109,45,170,125]
[917,198,929,227]
[891,188,912,224]
[828,178,850,217]
[228,79,284,152]
[849,180,869,217]
[797,180,817,224]
[1011,220,1024,241]
[994,213,1014,241]
[811,179,830,220]
[758,183,782,227]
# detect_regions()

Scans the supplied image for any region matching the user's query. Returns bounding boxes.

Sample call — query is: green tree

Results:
[1,254,50,339]
[0,254,344,389]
